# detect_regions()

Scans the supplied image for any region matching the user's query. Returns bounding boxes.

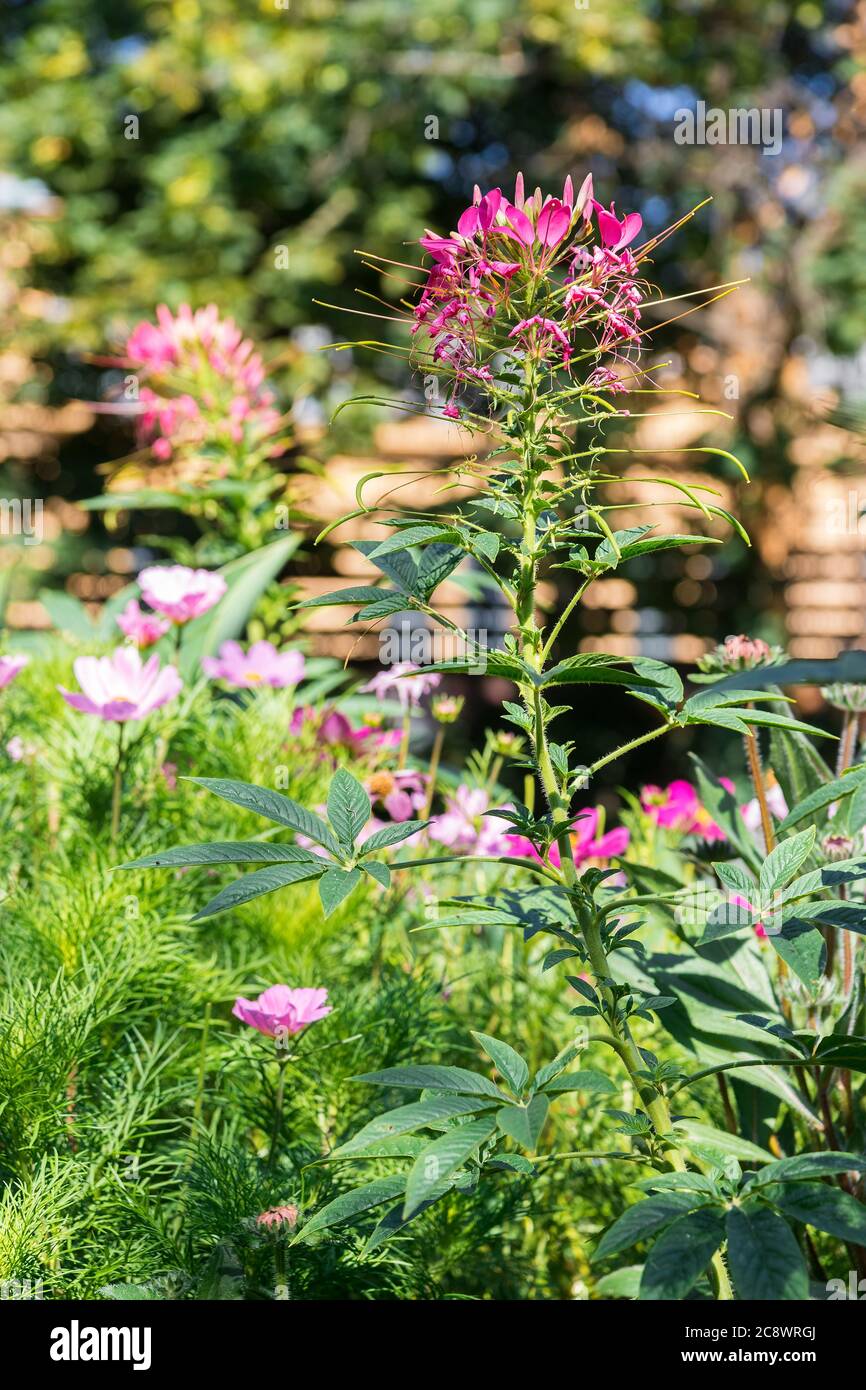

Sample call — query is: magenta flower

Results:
[288,706,401,752]
[509,806,629,869]
[58,647,182,723]
[0,654,28,689]
[232,985,331,1038]
[640,780,725,842]
[429,786,514,855]
[361,662,441,711]
[413,169,645,418]
[203,640,305,689]
[366,769,427,821]
[124,304,283,462]
[116,599,171,648]
[138,565,226,624]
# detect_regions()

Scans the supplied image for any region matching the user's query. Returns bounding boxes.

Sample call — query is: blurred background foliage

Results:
[2,0,866,783]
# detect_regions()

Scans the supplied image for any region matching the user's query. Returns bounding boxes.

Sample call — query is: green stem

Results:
[110,722,126,842]
[423,728,444,818]
[268,1055,289,1174]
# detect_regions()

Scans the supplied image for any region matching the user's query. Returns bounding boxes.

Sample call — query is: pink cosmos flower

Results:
[366,769,427,821]
[0,654,28,689]
[58,647,182,723]
[288,706,401,751]
[232,985,331,1038]
[429,786,514,855]
[6,735,34,762]
[203,640,305,690]
[116,599,171,648]
[361,662,441,711]
[138,565,226,624]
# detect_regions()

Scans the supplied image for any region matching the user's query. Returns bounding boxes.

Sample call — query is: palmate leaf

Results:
[639,1207,726,1300]
[726,1205,808,1300]
[403,1116,498,1218]
[190,860,325,922]
[185,778,341,856]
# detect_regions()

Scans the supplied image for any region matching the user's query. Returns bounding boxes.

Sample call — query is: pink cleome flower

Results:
[125,303,283,460]
[429,785,515,856]
[232,985,332,1038]
[58,647,182,723]
[413,170,645,417]
[361,662,441,711]
[509,806,630,869]
[203,640,305,690]
[138,565,226,624]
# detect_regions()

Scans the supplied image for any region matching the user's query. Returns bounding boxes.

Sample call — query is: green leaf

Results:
[773,1181,866,1244]
[629,657,684,713]
[296,1175,407,1241]
[333,1095,496,1156]
[121,842,321,870]
[353,1065,510,1101]
[299,585,386,608]
[639,1207,726,1300]
[495,1095,549,1150]
[594,1192,705,1261]
[470,1032,529,1096]
[594,1266,643,1299]
[759,827,817,897]
[359,821,428,854]
[673,1121,773,1164]
[403,1117,497,1218]
[541,656,661,690]
[726,1204,808,1300]
[186,778,341,855]
[368,524,453,559]
[540,1069,617,1094]
[778,771,866,832]
[362,860,390,889]
[767,919,825,990]
[745,1153,864,1188]
[318,866,363,917]
[326,769,371,848]
[191,860,325,921]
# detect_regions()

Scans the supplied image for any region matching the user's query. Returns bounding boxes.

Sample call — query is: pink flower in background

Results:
[509,807,629,869]
[740,781,788,834]
[116,599,170,648]
[232,985,331,1038]
[640,780,725,842]
[429,786,514,855]
[138,565,226,623]
[6,735,35,762]
[124,304,283,462]
[256,1205,299,1231]
[58,647,182,722]
[288,706,401,751]
[366,769,427,821]
[0,654,28,689]
[160,762,178,790]
[203,640,305,689]
[361,662,441,710]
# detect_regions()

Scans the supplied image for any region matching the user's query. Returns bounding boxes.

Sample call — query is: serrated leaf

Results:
[777,770,866,832]
[495,1095,549,1150]
[120,841,321,870]
[595,1192,706,1261]
[759,827,817,897]
[726,1204,808,1300]
[745,1152,863,1188]
[297,1175,406,1241]
[191,860,325,921]
[186,778,341,855]
[773,1181,866,1244]
[639,1207,726,1300]
[403,1117,497,1217]
[470,1032,529,1096]
[333,1095,495,1156]
[353,1065,510,1101]
[327,769,371,848]
[318,866,363,917]
[540,1069,617,1094]
[359,820,428,853]
[362,860,390,889]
